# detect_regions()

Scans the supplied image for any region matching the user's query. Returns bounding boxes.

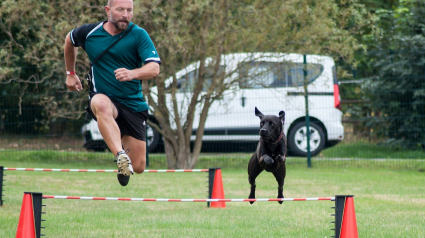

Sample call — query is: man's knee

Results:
[91,95,114,116]
[133,166,145,174]
[132,157,146,174]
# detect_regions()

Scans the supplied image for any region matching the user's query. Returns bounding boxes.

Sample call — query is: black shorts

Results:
[86,95,148,142]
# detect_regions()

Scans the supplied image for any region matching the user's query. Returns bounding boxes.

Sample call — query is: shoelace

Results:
[114,149,131,163]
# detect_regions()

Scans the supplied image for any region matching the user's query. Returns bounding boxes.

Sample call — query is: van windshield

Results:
[238,61,323,89]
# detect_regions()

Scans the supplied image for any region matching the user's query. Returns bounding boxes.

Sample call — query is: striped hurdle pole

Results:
[1,167,219,207]
[41,195,335,202]
[19,192,356,238]
[3,167,209,173]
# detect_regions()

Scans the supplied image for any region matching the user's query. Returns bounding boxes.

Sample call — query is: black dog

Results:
[248,107,287,204]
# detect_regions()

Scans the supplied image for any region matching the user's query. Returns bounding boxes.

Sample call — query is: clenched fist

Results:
[66,74,83,91]
[114,68,135,82]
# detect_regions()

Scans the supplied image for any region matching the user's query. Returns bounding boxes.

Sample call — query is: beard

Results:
[109,16,129,31]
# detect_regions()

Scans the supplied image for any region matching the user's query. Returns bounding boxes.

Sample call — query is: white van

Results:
[82,52,344,156]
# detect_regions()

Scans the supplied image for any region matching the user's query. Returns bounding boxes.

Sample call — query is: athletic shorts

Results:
[86,94,148,142]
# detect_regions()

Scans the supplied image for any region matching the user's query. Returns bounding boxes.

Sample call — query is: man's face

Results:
[106,0,133,31]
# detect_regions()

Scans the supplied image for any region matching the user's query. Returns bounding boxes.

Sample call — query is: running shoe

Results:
[115,151,133,186]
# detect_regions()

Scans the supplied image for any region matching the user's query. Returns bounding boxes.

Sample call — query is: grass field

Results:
[1,158,424,237]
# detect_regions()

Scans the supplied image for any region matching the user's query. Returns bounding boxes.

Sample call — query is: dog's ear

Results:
[255,107,264,119]
[279,111,285,125]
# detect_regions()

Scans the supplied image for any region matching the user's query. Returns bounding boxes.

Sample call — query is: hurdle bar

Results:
[21,192,356,238]
[0,167,220,207]
[3,167,209,173]
[42,195,335,202]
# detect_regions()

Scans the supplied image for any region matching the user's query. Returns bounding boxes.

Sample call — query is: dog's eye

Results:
[260,122,264,126]
[270,122,274,127]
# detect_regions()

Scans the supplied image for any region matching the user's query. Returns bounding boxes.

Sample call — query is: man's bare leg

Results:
[122,135,146,174]
[90,94,122,156]
[90,94,133,185]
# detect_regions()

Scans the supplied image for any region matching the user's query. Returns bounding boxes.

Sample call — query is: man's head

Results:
[105,0,133,32]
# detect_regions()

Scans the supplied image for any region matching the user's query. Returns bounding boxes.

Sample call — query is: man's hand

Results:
[114,68,134,82]
[65,75,83,91]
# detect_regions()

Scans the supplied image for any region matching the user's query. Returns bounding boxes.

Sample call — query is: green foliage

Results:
[0,0,106,123]
[360,0,425,148]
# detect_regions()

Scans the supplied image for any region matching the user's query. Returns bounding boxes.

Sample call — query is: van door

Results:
[230,59,325,139]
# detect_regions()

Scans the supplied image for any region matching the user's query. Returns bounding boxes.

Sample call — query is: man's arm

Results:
[114,62,160,82]
[64,32,83,91]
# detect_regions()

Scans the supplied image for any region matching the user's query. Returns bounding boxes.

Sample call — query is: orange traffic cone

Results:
[340,196,358,238]
[16,193,36,238]
[210,169,226,208]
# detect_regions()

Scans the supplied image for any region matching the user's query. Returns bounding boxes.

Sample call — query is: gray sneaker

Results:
[115,151,133,186]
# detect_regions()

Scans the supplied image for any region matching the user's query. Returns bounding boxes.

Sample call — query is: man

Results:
[64,0,160,186]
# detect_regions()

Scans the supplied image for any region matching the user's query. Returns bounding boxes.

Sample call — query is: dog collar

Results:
[271,130,284,145]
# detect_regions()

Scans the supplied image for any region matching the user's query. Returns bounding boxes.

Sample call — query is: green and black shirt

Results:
[70,21,161,112]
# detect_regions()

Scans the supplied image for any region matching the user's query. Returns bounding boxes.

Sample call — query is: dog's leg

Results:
[272,163,286,204]
[248,154,264,204]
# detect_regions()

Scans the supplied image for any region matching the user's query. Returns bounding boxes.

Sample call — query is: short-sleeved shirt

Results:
[70,21,161,112]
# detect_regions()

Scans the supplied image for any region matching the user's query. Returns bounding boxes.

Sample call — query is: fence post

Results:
[303,54,312,167]
[31,192,45,238]
[207,168,219,207]
[0,166,4,206]
[146,127,149,168]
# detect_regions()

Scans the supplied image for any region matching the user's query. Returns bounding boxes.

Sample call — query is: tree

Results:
[0,0,106,123]
[361,0,425,148]
[1,0,373,167]
[138,0,372,168]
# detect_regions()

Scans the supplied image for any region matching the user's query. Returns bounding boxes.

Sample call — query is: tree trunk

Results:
[164,139,177,169]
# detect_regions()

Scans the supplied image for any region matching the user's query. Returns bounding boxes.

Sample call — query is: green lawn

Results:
[1,159,424,237]
[320,142,425,159]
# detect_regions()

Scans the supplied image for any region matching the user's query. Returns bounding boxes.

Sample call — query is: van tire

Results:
[287,121,325,157]
[146,123,160,152]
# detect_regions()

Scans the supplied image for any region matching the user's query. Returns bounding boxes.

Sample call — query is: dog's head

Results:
[255,107,285,143]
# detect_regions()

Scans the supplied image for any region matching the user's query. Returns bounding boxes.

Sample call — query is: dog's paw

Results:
[249,194,255,205]
[278,194,284,205]
[264,157,274,165]
[276,155,286,164]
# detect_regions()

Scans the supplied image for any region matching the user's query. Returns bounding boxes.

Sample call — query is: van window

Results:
[238,61,323,89]
[175,66,225,93]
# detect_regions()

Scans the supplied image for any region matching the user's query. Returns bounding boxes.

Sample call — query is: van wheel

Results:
[287,121,325,157]
[147,123,160,152]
